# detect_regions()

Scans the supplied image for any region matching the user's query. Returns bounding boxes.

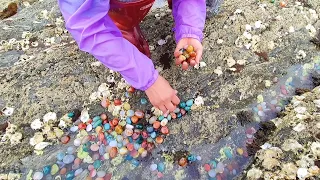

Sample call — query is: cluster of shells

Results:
[246,86,320,179]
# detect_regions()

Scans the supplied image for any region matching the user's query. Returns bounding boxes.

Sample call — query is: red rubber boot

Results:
[108,0,155,58]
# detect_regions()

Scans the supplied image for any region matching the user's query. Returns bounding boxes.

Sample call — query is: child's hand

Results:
[174,37,203,70]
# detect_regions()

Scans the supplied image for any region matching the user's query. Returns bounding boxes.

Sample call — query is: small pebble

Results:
[90,144,99,151]
[63,155,75,164]
[178,158,188,167]
[67,147,75,154]
[150,164,157,171]
[97,171,106,177]
[33,172,44,180]
[74,168,83,176]
[86,124,93,131]
[57,152,65,161]
[70,126,78,132]
[208,169,216,178]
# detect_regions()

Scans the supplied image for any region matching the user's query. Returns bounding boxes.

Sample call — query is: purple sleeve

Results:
[172,0,206,42]
[57,0,158,91]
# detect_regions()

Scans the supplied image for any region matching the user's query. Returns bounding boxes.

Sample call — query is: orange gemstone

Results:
[186,45,194,53]
[109,147,118,158]
[178,158,188,167]
[87,119,93,124]
[100,113,107,120]
[189,51,196,57]
[170,113,177,119]
[114,99,121,106]
[128,86,135,93]
[131,116,139,124]
[60,167,67,175]
[155,136,164,144]
[153,121,161,129]
[98,132,105,141]
[61,135,70,144]
[280,1,286,7]
[161,126,169,135]
[111,119,119,126]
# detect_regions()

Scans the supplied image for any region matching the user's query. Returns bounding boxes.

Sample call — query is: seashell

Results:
[310,142,320,158]
[43,112,57,123]
[246,168,262,179]
[80,109,90,123]
[293,123,306,132]
[53,128,64,138]
[262,158,279,170]
[213,66,223,76]
[281,139,303,151]
[2,107,14,116]
[10,132,22,145]
[297,168,309,180]
[296,50,307,60]
[225,57,236,67]
[281,163,298,179]
[194,96,204,106]
[34,142,52,150]
[30,119,43,130]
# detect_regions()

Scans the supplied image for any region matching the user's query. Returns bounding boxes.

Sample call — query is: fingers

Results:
[171,93,180,105]
[164,102,175,112]
[182,61,188,70]
[195,47,203,64]
[190,59,196,66]
[158,105,167,114]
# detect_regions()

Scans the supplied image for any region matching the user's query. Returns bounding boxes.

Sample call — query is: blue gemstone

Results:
[157,162,165,172]
[158,116,164,121]
[117,142,123,148]
[209,160,217,168]
[93,116,101,122]
[93,120,102,128]
[126,117,132,124]
[127,110,134,117]
[128,137,133,143]
[134,143,140,150]
[56,152,65,161]
[67,112,74,118]
[184,106,191,111]
[104,124,111,130]
[177,113,182,118]
[66,171,75,180]
[147,137,153,142]
[150,132,156,139]
[186,99,194,107]
[140,98,148,105]
[125,155,133,161]
[167,114,172,120]
[179,102,186,108]
[187,155,197,162]
[223,148,233,159]
[56,161,65,168]
[43,165,51,175]
[146,126,154,133]
[131,159,140,166]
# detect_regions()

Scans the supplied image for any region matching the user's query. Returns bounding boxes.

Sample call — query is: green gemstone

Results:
[83,142,91,152]
[93,160,102,169]
[135,124,143,130]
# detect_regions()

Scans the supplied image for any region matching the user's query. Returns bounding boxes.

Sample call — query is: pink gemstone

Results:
[90,144,99,151]
[90,169,97,177]
[132,132,140,140]
[180,109,186,115]
[88,165,94,171]
[157,172,163,178]
[105,173,112,180]
[130,150,138,157]
[92,153,100,161]
[204,164,211,171]
[101,98,108,108]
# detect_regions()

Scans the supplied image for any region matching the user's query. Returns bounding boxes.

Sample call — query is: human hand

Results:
[174,37,203,70]
[145,75,180,113]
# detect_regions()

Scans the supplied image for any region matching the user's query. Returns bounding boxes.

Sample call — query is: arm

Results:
[171,0,206,43]
[58,0,158,91]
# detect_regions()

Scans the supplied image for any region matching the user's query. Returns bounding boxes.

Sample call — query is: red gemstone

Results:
[141,131,148,139]
[102,120,108,125]
[141,141,147,148]
[161,126,169,135]
[78,123,86,130]
[111,119,119,126]
[114,99,121,106]
[61,135,70,144]
[128,86,135,93]
[204,164,211,171]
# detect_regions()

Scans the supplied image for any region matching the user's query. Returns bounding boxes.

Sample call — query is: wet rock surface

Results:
[0,0,320,179]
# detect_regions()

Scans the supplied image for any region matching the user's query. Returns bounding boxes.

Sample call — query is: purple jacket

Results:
[58,0,206,91]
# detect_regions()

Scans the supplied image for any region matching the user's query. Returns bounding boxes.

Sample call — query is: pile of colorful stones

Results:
[176,45,197,70]
[31,98,196,179]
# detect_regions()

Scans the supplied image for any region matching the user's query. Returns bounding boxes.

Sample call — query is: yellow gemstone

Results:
[115,125,123,135]
[123,102,131,110]
[138,148,145,154]
[236,148,244,155]
[50,164,59,175]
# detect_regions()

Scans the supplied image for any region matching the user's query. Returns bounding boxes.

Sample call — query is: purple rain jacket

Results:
[58,0,206,91]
